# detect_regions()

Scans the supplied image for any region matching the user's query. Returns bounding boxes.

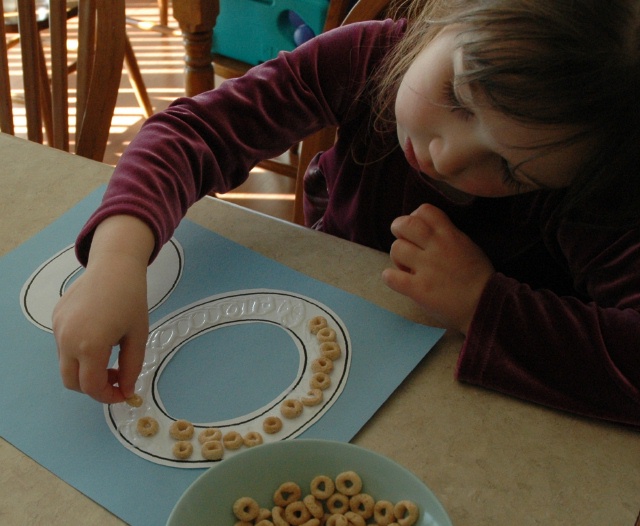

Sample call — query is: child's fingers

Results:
[78,358,124,404]
[391,204,450,247]
[116,329,148,399]
[390,215,432,247]
[58,355,80,392]
[381,266,414,294]
[388,237,419,273]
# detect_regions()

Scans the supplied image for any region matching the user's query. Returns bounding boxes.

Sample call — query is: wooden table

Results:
[1,133,639,525]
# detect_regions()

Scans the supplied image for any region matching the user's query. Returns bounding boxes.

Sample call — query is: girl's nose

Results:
[429,134,484,179]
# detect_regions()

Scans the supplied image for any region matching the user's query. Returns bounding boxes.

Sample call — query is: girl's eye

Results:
[443,81,474,121]
[500,158,527,193]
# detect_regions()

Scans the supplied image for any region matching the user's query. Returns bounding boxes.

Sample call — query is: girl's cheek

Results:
[394,84,412,129]
[396,80,435,133]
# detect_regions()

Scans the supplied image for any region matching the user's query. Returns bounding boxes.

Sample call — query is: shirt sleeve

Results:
[457,222,640,427]
[74,19,404,264]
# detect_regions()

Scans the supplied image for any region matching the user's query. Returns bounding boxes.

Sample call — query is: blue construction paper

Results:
[0,187,444,525]
[158,323,301,422]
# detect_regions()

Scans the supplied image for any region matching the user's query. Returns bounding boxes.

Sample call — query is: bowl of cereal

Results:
[166,438,452,525]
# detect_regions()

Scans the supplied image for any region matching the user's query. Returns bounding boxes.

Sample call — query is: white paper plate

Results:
[107,290,351,468]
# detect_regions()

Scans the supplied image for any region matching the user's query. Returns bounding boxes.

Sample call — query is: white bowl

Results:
[167,439,452,525]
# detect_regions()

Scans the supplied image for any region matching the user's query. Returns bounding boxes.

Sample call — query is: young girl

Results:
[53,0,640,427]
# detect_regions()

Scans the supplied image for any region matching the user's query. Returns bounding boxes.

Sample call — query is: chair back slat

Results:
[0,1,14,135]
[49,0,69,151]
[75,0,126,160]
[74,0,95,142]
[1,0,126,161]
[342,0,390,26]
[17,0,43,143]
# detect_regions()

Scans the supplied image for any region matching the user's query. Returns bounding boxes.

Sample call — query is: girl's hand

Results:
[382,204,495,334]
[52,216,155,403]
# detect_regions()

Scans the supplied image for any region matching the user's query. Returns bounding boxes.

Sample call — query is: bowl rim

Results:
[167,438,452,526]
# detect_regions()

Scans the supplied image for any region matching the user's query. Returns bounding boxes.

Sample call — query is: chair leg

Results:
[36,37,54,145]
[123,35,154,118]
[159,0,169,27]
[292,170,305,225]
[17,2,44,144]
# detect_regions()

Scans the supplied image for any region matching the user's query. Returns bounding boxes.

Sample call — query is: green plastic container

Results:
[212,0,330,65]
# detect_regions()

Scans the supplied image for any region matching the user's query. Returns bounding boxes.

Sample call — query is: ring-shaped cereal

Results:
[349,493,374,519]
[301,388,323,407]
[326,493,350,514]
[256,508,271,522]
[271,506,289,526]
[243,431,263,447]
[310,474,335,500]
[223,430,244,450]
[198,427,222,444]
[326,514,348,526]
[280,399,304,419]
[200,440,224,460]
[320,341,341,360]
[125,394,143,407]
[316,327,336,342]
[311,357,334,374]
[172,440,193,459]
[285,500,311,525]
[169,419,194,441]
[373,500,395,526]
[136,416,159,437]
[262,415,283,434]
[273,481,302,507]
[233,496,260,522]
[335,471,362,496]
[308,315,328,334]
[303,494,324,519]
[393,500,419,526]
[310,372,331,390]
[105,290,351,468]
[344,511,366,526]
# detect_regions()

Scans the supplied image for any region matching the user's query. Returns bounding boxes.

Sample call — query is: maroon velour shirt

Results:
[76,20,640,427]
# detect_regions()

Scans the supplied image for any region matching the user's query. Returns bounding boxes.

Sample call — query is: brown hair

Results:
[372,0,640,226]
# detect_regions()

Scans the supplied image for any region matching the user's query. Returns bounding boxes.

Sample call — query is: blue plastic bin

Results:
[212,0,330,65]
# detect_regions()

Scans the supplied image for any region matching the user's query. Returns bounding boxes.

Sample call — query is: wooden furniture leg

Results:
[124,35,154,118]
[17,0,42,143]
[171,0,219,97]
[159,0,169,27]
[0,1,13,135]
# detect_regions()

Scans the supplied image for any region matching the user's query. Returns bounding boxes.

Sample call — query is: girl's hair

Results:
[373,0,640,227]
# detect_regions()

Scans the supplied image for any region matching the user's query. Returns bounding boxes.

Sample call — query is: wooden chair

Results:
[0,0,152,161]
[291,0,391,224]
[126,0,174,36]
[158,0,169,28]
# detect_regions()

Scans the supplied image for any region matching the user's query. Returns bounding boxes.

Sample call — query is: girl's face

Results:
[395,26,586,198]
